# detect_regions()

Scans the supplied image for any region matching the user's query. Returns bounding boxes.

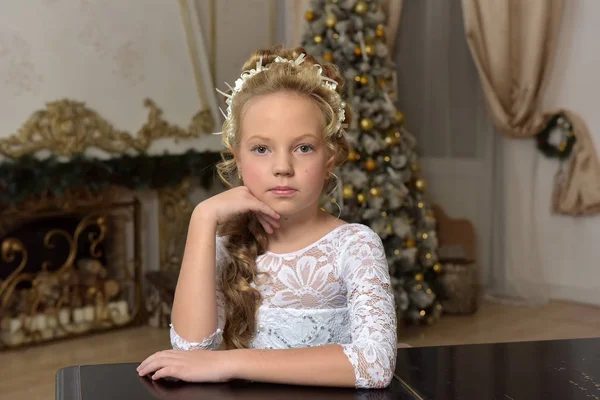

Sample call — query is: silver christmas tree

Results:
[301,0,445,325]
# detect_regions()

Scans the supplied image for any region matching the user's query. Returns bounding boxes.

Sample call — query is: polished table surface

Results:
[56,337,600,400]
[56,362,410,399]
[394,337,600,399]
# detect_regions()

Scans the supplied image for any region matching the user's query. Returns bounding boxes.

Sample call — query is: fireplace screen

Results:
[0,196,144,349]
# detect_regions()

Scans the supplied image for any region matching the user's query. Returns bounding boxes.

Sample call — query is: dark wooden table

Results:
[55,362,410,399]
[56,337,600,400]
[394,337,600,399]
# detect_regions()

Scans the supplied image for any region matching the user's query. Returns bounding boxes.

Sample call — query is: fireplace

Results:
[0,98,219,349]
[0,187,144,348]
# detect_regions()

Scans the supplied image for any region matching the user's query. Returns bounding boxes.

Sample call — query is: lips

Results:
[270,186,297,196]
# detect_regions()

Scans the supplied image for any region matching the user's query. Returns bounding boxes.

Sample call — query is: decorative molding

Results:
[157,179,195,271]
[0,98,217,281]
[0,98,214,159]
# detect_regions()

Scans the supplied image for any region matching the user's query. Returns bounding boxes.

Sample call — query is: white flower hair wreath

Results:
[213,53,347,142]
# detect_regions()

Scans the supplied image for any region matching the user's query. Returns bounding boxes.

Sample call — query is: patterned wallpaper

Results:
[0,0,223,156]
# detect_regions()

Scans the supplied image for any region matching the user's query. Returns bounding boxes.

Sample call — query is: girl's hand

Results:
[137,349,235,383]
[196,186,280,234]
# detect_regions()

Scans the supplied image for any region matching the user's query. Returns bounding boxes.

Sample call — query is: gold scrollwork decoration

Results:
[158,179,195,271]
[0,204,142,349]
[0,98,215,159]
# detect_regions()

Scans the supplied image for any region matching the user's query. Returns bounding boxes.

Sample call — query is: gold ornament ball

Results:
[354,0,369,15]
[405,238,416,248]
[385,132,399,146]
[365,157,377,172]
[354,74,362,83]
[411,160,420,172]
[360,117,374,131]
[360,75,369,85]
[323,51,334,62]
[354,46,362,56]
[348,150,361,162]
[415,178,426,192]
[376,24,386,38]
[433,263,443,273]
[386,224,393,235]
[343,184,354,199]
[415,273,424,282]
[325,14,337,28]
[365,45,375,56]
[314,35,323,44]
[395,110,405,123]
[305,10,315,21]
[357,193,367,204]
[369,187,381,197]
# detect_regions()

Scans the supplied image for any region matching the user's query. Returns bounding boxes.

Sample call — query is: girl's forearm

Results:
[225,345,356,388]
[170,208,219,342]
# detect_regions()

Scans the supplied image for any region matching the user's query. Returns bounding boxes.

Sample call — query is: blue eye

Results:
[251,145,269,154]
[297,144,315,153]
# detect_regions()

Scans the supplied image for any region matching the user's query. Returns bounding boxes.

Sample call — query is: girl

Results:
[137,46,398,389]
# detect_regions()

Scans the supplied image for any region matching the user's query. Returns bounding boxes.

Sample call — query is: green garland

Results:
[0,150,223,207]
[536,113,577,159]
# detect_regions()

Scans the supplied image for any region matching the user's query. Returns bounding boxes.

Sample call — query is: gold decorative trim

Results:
[0,98,214,159]
[158,179,195,271]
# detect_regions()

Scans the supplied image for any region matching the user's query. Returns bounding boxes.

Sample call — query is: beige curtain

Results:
[382,0,403,56]
[461,0,600,216]
[285,0,311,48]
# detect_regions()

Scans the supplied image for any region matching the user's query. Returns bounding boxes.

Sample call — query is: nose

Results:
[272,152,294,177]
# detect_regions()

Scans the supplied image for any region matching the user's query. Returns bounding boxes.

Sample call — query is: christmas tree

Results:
[301,0,445,325]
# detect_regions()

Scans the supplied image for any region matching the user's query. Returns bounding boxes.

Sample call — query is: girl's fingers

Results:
[259,212,280,228]
[138,351,176,376]
[255,213,274,234]
[151,366,177,381]
[250,199,279,221]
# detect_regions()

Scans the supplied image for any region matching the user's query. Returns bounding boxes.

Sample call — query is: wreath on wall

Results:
[535,113,577,159]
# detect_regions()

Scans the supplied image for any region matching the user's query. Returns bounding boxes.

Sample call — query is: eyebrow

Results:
[246,133,320,142]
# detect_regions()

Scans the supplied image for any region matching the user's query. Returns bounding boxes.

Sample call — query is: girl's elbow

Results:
[355,366,395,389]
[374,368,395,389]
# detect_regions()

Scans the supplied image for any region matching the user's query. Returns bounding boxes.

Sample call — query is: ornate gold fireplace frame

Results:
[0,98,214,348]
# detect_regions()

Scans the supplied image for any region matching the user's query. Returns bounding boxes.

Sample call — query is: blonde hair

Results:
[216,45,351,349]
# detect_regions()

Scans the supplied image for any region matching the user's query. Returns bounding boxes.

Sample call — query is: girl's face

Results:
[235,90,332,218]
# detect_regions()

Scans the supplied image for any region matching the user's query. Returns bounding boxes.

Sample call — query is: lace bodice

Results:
[170,223,397,389]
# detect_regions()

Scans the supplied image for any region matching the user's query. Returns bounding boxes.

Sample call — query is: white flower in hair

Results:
[214,53,347,141]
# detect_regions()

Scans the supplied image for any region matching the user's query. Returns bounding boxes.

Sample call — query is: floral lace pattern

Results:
[170,224,397,389]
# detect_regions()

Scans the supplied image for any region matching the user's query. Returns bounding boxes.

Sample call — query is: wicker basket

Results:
[440,260,479,315]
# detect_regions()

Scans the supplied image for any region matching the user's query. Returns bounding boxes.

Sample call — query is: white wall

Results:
[0,0,223,156]
[538,0,600,305]
[0,0,231,274]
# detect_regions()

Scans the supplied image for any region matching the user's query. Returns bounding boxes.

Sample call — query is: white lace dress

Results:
[170,223,398,389]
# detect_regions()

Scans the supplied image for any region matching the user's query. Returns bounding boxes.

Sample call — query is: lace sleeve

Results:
[170,235,228,351]
[339,228,397,389]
